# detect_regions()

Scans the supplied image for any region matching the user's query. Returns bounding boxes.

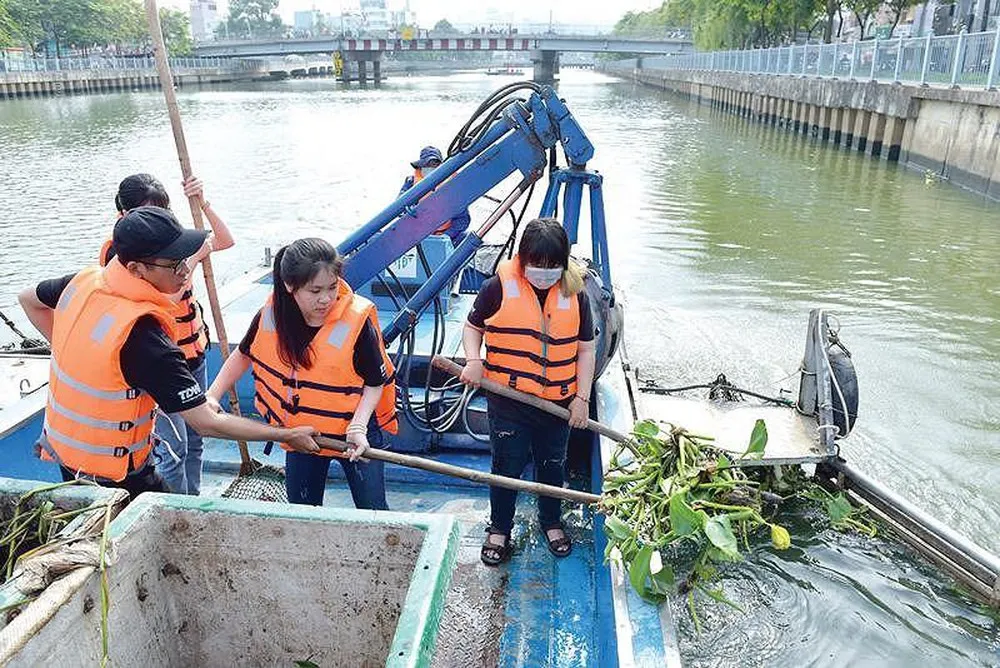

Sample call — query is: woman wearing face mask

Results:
[460,218,596,566]
[207,238,398,509]
[101,173,235,496]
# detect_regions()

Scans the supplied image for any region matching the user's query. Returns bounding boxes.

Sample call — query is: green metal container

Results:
[3,493,459,667]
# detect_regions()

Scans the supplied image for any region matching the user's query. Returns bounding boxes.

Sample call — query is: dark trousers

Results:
[60,463,167,501]
[284,422,389,510]
[488,412,570,535]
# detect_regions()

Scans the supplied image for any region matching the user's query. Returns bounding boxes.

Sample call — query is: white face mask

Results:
[524,265,562,290]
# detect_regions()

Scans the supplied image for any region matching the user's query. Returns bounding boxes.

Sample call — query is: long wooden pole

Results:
[431,356,632,444]
[315,436,602,505]
[144,1,251,469]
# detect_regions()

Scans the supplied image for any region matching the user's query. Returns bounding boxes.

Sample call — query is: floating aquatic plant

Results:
[601,418,877,628]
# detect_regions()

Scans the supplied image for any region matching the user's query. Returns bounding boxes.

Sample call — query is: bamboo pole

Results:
[143,1,252,471]
[315,436,601,505]
[430,355,632,444]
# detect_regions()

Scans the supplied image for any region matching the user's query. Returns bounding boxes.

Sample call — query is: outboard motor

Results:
[797,309,858,442]
[580,258,623,381]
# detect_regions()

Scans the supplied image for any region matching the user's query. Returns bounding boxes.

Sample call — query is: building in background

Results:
[360,0,390,33]
[911,0,999,36]
[190,0,219,42]
[293,10,320,34]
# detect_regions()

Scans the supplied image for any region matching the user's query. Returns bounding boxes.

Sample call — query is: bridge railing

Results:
[0,55,265,73]
[196,27,693,46]
[629,30,1000,90]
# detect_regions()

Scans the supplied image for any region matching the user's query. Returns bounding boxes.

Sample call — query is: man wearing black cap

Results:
[398,145,471,245]
[19,206,320,498]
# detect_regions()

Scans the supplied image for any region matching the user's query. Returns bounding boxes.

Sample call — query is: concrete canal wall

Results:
[605,65,1000,201]
[0,65,266,100]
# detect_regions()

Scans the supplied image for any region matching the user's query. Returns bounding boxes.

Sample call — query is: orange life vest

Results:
[247,279,398,455]
[99,238,208,361]
[411,169,452,235]
[484,258,580,401]
[38,260,176,481]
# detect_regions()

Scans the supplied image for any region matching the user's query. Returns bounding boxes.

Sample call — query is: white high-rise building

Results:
[360,0,390,34]
[190,0,219,42]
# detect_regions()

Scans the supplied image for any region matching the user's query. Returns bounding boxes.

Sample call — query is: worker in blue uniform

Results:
[398,146,471,245]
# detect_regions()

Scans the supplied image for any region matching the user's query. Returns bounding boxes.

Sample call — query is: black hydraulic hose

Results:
[639,383,795,407]
[491,179,537,274]
[448,81,543,157]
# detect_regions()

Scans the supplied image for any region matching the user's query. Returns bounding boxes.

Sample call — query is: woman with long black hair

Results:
[207,238,397,508]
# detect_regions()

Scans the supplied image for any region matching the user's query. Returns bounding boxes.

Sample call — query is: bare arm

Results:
[207,349,251,403]
[567,340,596,428]
[202,205,234,251]
[179,402,318,453]
[182,176,235,252]
[18,286,53,342]
[458,323,485,386]
[349,385,383,431]
[575,340,596,401]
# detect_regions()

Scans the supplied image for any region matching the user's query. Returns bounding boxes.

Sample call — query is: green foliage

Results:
[159,7,191,56]
[741,419,768,459]
[433,18,457,34]
[0,0,193,56]
[602,420,790,613]
[221,0,284,40]
[844,0,880,39]
[615,0,830,49]
[602,418,881,625]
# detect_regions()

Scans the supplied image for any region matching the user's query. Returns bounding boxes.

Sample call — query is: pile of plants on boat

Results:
[0,480,121,646]
[600,419,875,628]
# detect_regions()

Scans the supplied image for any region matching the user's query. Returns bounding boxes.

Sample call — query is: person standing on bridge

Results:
[97,173,236,497]
[398,145,471,246]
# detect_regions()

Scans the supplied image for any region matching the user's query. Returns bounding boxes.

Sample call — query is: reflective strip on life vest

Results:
[51,356,141,402]
[41,422,150,457]
[48,397,154,432]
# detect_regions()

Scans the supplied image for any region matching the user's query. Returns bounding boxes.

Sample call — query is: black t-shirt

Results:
[238,310,388,387]
[36,274,206,414]
[466,275,595,427]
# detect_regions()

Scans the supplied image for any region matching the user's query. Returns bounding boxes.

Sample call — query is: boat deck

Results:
[202,465,603,667]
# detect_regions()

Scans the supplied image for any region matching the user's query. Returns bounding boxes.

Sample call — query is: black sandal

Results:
[542,525,572,558]
[481,529,512,567]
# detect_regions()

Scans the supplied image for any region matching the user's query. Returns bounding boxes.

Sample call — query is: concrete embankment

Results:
[604,64,1000,200]
[0,67,265,101]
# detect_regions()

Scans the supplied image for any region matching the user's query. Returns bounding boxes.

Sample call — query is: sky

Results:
[162,0,661,27]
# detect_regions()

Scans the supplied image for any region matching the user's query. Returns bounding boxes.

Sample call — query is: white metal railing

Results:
[627,30,1000,90]
[0,55,265,74]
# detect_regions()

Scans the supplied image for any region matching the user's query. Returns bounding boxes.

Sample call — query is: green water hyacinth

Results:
[601,418,790,623]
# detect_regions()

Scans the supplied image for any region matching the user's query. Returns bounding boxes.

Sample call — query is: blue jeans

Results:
[153,357,207,495]
[488,412,570,535]
[284,421,389,509]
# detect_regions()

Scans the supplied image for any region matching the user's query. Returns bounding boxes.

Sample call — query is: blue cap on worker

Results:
[411,146,443,169]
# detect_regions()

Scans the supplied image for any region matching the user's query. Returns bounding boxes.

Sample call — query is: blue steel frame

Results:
[538,167,612,288]
[335,85,606,346]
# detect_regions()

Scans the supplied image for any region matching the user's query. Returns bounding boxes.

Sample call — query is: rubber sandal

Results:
[481,529,512,567]
[542,525,572,558]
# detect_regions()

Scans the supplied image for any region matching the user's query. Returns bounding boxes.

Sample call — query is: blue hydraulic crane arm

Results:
[340,114,547,290]
[336,85,598,346]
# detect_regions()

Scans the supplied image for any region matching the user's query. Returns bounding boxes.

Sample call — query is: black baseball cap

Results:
[111,206,208,264]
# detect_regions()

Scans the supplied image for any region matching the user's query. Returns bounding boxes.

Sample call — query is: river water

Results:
[1,71,998,665]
